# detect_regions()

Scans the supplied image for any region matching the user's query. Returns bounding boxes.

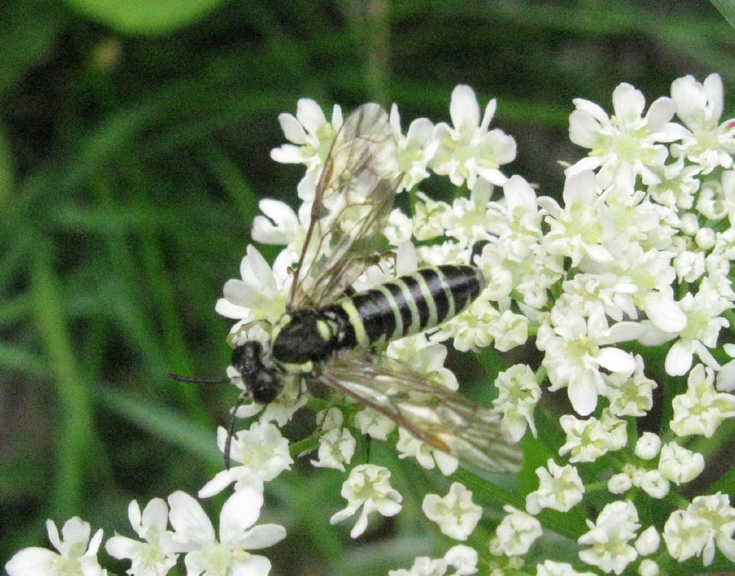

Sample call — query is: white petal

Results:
[597,347,635,374]
[612,83,645,125]
[645,97,676,132]
[450,85,480,132]
[568,109,600,148]
[167,491,215,548]
[665,341,693,376]
[141,498,170,535]
[5,548,59,576]
[270,143,308,164]
[198,469,239,498]
[220,489,264,544]
[644,295,687,333]
[277,113,307,145]
[105,535,141,561]
[239,525,287,550]
[230,554,272,576]
[296,98,327,135]
[567,373,598,416]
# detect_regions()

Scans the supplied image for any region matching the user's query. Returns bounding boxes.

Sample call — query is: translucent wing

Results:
[289,103,401,310]
[318,352,523,473]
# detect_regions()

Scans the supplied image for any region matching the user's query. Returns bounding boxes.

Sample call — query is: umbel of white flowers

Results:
[7,75,735,576]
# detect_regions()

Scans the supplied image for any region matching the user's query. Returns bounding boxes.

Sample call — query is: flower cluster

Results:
[6,489,285,576]
[8,76,735,576]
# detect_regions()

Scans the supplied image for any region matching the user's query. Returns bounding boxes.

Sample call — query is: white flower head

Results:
[671,363,735,437]
[330,464,402,538]
[105,498,178,576]
[431,84,516,190]
[525,459,585,515]
[578,500,640,575]
[215,245,290,329]
[163,489,285,576]
[658,442,704,485]
[310,427,356,472]
[538,307,638,416]
[670,73,735,173]
[559,409,627,463]
[199,422,293,498]
[389,557,447,576]
[6,517,106,576]
[566,82,680,190]
[634,431,662,460]
[270,98,343,199]
[422,483,483,541]
[354,407,396,440]
[534,561,597,576]
[443,545,478,576]
[396,427,459,476]
[389,103,438,191]
[493,363,541,441]
[489,505,542,557]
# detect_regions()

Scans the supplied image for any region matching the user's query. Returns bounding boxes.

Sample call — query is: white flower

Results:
[310,427,356,471]
[671,363,735,437]
[489,505,542,557]
[422,483,482,541]
[443,545,478,575]
[663,493,735,565]
[396,427,459,476]
[164,490,285,576]
[540,171,615,266]
[387,334,457,391]
[389,557,447,576]
[658,442,704,485]
[106,499,178,576]
[538,308,638,416]
[270,98,343,199]
[330,464,402,538]
[578,500,640,575]
[670,73,735,173]
[604,354,657,417]
[199,422,293,497]
[607,472,633,495]
[566,82,679,190]
[389,104,437,191]
[630,467,670,499]
[634,432,661,460]
[535,561,597,576]
[492,363,541,441]
[5,517,105,576]
[251,198,310,255]
[635,526,661,556]
[663,280,731,376]
[353,407,396,440]
[559,409,627,463]
[431,85,516,190]
[638,559,659,576]
[215,245,290,329]
[525,459,584,515]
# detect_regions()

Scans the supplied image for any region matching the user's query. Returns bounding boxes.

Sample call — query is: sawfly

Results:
[175,103,522,473]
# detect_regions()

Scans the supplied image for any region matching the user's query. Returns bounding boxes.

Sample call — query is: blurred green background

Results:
[1,1,733,575]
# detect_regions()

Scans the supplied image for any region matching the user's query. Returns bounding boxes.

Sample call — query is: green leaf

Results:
[710,0,735,30]
[62,0,229,35]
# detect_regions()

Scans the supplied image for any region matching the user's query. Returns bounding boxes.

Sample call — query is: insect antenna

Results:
[224,394,249,469]
[167,373,230,385]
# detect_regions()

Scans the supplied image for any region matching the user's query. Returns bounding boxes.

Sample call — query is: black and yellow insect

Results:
[226,103,521,473]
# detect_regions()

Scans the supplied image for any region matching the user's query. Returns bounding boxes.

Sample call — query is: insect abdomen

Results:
[328,265,485,348]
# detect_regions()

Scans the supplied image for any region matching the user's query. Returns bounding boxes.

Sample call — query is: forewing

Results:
[319,353,523,473]
[289,103,401,309]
